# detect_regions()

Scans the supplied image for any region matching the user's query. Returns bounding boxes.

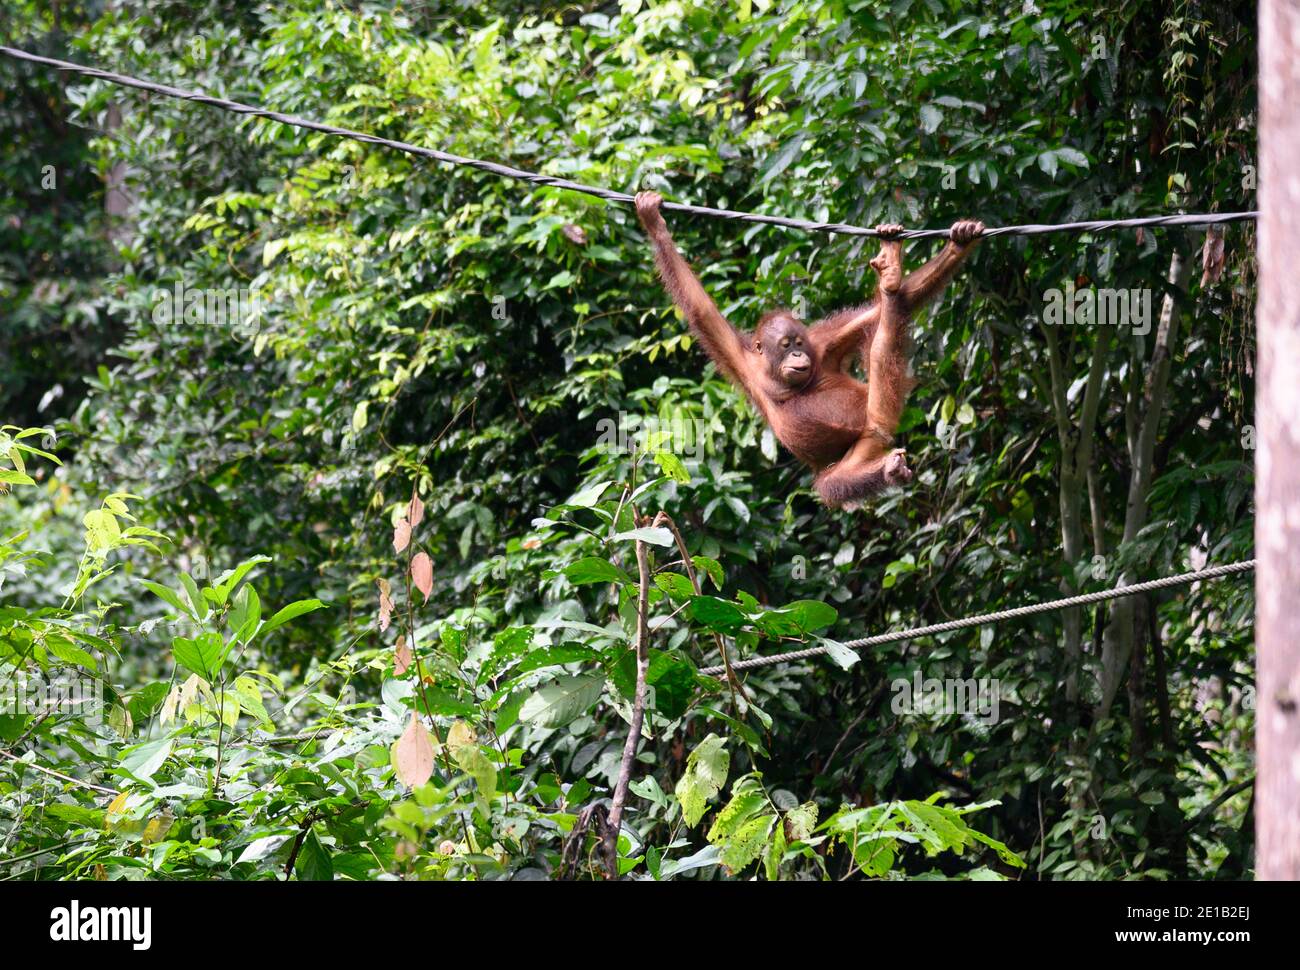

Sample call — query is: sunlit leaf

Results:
[411,553,433,600]
[393,713,435,787]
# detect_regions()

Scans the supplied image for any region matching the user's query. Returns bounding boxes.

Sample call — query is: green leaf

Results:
[696,706,767,756]
[630,774,669,810]
[229,584,262,644]
[262,237,287,266]
[233,675,273,729]
[688,596,746,632]
[44,803,105,828]
[296,828,334,881]
[940,395,956,423]
[657,845,722,880]
[759,131,806,185]
[821,638,860,670]
[675,734,729,827]
[46,637,98,671]
[610,648,695,719]
[261,598,326,635]
[610,527,674,547]
[172,632,230,680]
[968,827,1028,868]
[719,814,775,872]
[708,787,768,841]
[179,572,207,619]
[139,579,193,617]
[654,572,696,600]
[13,426,55,440]
[511,644,599,675]
[494,689,529,735]
[766,816,787,881]
[691,557,724,590]
[236,834,291,864]
[785,802,819,842]
[127,682,170,724]
[518,674,605,728]
[567,480,613,508]
[450,739,498,816]
[120,737,174,781]
[1055,146,1089,168]
[563,557,630,585]
[653,451,690,484]
[756,599,838,637]
[213,555,271,597]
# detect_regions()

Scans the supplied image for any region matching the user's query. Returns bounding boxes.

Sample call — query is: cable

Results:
[699,559,1254,675]
[0,46,1260,240]
[1,46,1259,674]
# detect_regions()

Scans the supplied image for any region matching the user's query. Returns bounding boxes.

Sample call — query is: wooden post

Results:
[1256,0,1300,881]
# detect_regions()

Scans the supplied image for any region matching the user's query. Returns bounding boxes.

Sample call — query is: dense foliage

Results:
[1,0,1256,880]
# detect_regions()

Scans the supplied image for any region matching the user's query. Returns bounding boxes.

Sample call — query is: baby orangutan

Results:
[635,191,982,508]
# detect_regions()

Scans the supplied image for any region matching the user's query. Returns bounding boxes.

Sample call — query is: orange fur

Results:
[635,192,981,509]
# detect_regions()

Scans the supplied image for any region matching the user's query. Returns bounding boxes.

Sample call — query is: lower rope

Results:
[699,559,1255,675]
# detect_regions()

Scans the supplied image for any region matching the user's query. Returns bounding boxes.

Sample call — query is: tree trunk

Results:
[1095,247,1192,725]
[1256,0,1300,881]
[1042,325,1111,705]
[1128,596,1147,760]
[104,101,133,250]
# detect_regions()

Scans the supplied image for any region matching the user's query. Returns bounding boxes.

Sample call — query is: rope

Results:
[700,559,1255,675]
[3,46,1257,667]
[2,49,1261,679]
[0,46,1259,241]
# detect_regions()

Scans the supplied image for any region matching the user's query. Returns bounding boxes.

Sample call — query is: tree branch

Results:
[602,531,653,879]
[651,510,743,705]
[0,749,119,796]
[1096,246,1194,724]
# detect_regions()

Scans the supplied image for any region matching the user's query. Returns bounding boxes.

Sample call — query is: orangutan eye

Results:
[781,338,790,348]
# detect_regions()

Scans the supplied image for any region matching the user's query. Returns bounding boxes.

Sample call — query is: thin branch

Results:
[603,531,653,879]
[0,749,120,796]
[283,809,321,880]
[1181,776,1255,834]
[0,838,88,869]
[651,511,743,707]
[1074,326,1113,475]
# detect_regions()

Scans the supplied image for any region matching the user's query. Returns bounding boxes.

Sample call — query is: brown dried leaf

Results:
[1201,226,1226,287]
[447,719,476,753]
[377,578,394,632]
[562,223,588,246]
[411,552,433,601]
[160,684,181,726]
[393,517,411,554]
[407,494,425,529]
[394,713,434,788]
[394,636,412,676]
